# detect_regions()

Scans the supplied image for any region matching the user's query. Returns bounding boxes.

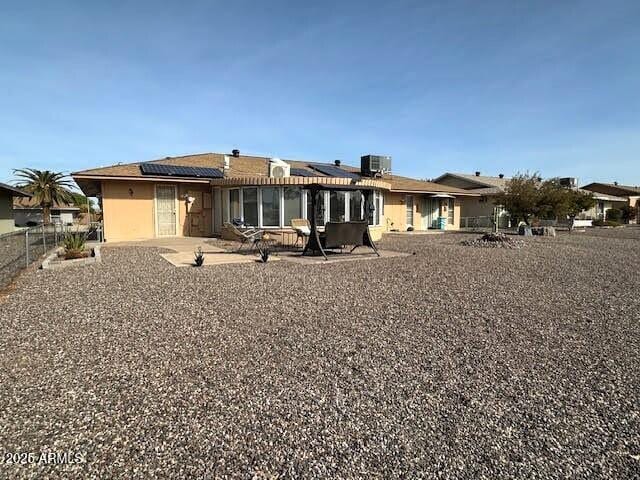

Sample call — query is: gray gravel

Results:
[1,229,639,479]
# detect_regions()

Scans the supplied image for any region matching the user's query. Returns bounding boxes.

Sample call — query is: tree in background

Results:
[69,192,97,214]
[493,173,541,225]
[13,169,74,224]
[495,173,596,226]
[620,205,637,224]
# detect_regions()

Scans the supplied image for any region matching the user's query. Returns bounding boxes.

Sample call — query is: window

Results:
[349,191,363,221]
[329,191,346,222]
[243,188,258,227]
[261,187,280,227]
[306,190,325,226]
[229,189,240,222]
[283,187,302,226]
[367,191,383,226]
[448,198,455,225]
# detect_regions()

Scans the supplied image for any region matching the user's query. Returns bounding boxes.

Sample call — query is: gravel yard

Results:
[1,229,639,479]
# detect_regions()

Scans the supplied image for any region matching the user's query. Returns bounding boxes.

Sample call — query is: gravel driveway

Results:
[1,230,639,479]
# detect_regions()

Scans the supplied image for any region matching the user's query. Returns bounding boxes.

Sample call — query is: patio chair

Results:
[290,218,310,247]
[223,222,264,251]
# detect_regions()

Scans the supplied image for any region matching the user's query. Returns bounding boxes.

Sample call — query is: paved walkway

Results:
[106,236,225,253]
[105,236,406,267]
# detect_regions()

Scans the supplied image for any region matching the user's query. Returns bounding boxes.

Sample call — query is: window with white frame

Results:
[229,189,240,222]
[243,188,259,226]
[283,187,302,226]
[261,187,280,227]
[329,191,346,222]
[305,189,325,226]
[349,191,363,221]
[226,187,383,228]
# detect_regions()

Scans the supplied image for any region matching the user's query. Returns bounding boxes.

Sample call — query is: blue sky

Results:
[1,0,639,188]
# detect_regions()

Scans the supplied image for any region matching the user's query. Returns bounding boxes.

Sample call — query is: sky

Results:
[0,0,639,188]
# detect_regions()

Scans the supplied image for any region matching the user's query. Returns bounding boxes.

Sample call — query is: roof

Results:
[581,182,640,197]
[466,186,504,195]
[385,174,471,194]
[0,182,31,197]
[574,188,628,202]
[433,172,510,190]
[72,152,474,196]
[13,196,80,211]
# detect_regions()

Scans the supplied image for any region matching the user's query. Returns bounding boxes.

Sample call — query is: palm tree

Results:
[13,169,75,224]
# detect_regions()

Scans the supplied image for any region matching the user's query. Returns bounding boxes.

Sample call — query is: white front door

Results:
[406,195,414,227]
[156,185,177,236]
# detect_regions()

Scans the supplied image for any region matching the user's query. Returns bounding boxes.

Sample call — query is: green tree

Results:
[13,169,74,224]
[69,192,96,213]
[496,174,596,226]
[620,205,637,224]
[493,173,541,225]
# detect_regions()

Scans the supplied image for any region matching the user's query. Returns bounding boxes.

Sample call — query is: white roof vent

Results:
[269,158,290,178]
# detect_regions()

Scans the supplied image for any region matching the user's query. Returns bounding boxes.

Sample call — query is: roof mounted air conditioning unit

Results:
[269,158,290,178]
[361,155,392,177]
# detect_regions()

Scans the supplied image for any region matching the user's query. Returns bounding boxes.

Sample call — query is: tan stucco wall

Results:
[102,181,156,242]
[382,192,460,231]
[101,180,213,242]
[458,196,496,218]
[0,191,15,234]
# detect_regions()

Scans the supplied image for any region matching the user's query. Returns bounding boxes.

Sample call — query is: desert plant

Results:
[193,247,205,267]
[258,246,270,263]
[13,169,74,224]
[63,232,87,259]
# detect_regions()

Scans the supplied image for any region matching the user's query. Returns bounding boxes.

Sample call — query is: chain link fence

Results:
[0,222,103,289]
[459,215,514,232]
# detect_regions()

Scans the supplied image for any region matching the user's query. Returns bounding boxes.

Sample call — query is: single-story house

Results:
[0,182,31,234]
[581,182,640,222]
[72,151,476,243]
[13,197,81,227]
[432,172,510,226]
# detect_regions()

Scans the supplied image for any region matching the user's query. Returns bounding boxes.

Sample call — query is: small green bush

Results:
[593,219,621,227]
[606,208,622,222]
[193,247,205,267]
[63,232,86,259]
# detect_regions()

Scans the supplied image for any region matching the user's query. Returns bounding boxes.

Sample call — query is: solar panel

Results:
[140,163,223,178]
[290,168,316,177]
[308,164,360,179]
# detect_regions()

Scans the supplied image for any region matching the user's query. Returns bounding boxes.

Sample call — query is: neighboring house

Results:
[13,197,81,227]
[432,172,510,222]
[581,182,640,223]
[72,151,476,242]
[573,189,627,221]
[0,182,31,234]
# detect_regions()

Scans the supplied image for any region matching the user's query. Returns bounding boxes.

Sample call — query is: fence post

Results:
[25,229,29,266]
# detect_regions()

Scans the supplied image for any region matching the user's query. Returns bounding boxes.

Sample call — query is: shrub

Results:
[620,205,636,223]
[593,219,621,227]
[193,247,205,267]
[606,208,622,222]
[63,232,86,259]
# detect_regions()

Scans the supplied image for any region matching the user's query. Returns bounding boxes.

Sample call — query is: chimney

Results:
[223,155,230,177]
[475,171,481,177]
[498,173,504,179]
[232,149,240,157]
[334,160,341,167]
